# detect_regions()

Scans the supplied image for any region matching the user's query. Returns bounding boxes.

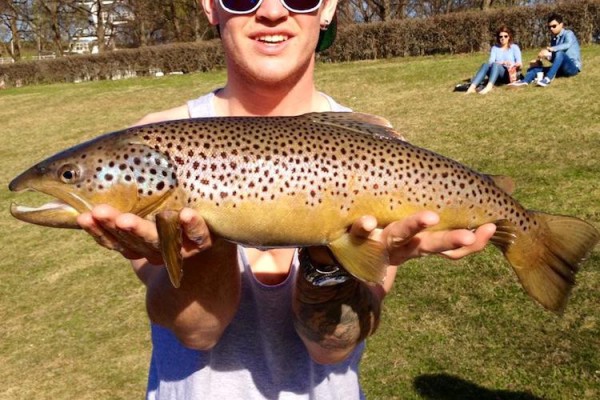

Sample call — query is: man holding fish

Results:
[76,0,496,398]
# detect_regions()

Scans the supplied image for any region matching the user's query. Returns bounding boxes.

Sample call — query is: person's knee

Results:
[553,51,566,62]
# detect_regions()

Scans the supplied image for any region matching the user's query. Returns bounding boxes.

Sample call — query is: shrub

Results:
[0,41,224,88]
[326,0,600,61]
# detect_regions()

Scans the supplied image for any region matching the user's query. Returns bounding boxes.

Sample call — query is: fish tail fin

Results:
[495,213,599,313]
[328,233,388,285]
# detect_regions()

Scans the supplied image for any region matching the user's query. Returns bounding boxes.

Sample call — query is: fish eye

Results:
[58,164,81,183]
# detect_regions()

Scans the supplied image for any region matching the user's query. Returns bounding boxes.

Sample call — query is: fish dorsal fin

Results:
[487,175,516,195]
[304,112,406,141]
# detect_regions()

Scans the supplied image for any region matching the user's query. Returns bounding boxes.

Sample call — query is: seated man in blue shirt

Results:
[510,13,581,87]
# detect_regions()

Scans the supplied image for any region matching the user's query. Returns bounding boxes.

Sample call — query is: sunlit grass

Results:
[1,46,598,399]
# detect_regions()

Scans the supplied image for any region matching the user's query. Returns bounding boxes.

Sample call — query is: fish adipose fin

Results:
[487,175,516,195]
[500,212,599,313]
[156,210,183,288]
[328,233,388,285]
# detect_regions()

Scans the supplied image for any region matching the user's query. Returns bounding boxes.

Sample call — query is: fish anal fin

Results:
[156,210,183,288]
[490,219,518,252]
[328,233,388,285]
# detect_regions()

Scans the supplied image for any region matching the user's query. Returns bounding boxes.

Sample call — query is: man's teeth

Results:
[257,35,288,43]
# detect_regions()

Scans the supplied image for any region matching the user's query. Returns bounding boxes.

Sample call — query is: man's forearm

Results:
[292,270,381,364]
[145,240,241,350]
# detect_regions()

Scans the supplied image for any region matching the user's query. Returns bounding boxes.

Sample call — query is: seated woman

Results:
[467,25,522,94]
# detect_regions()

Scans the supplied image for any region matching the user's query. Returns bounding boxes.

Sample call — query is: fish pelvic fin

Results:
[499,213,600,313]
[156,210,183,288]
[328,233,388,285]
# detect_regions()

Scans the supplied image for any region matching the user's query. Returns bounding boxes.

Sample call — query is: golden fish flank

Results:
[9,112,600,313]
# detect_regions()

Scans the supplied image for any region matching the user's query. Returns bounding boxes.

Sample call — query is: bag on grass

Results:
[508,65,518,83]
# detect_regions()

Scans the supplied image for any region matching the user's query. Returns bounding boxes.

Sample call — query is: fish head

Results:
[9,132,179,229]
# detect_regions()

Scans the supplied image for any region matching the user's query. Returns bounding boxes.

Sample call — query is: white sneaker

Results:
[508,80,528,87]
[536,77,552,87]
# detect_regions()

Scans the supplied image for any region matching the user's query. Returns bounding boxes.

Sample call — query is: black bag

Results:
[453,83,470,92]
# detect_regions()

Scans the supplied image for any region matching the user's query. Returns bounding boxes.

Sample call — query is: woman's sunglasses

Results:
[219,0,323,15]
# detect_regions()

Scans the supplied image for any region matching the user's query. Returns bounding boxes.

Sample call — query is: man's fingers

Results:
[78,205,163,262]
[78,212,123,251]
[440,223,496,260]
[179,208,212,249]
[349,215,378,238]
[384,211,440,249]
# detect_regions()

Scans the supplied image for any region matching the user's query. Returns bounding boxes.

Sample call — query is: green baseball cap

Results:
[316,14,337,52]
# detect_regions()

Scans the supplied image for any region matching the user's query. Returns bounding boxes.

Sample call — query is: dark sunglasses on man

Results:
[219,0,323,14]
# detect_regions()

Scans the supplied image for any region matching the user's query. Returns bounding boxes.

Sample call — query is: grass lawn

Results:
[0,46,598,399]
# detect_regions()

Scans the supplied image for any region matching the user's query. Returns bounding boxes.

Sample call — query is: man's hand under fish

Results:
[76,205,497,282]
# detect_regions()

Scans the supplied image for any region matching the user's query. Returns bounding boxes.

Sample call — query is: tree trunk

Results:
[168,0,182,42]
[96,1,106,52]
[10,12,22,60]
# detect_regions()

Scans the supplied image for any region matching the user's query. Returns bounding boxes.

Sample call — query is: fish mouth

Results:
[9,188,92,229]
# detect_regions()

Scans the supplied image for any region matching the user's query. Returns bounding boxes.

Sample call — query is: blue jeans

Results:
[523,51,580,83]
[471,62,508,87]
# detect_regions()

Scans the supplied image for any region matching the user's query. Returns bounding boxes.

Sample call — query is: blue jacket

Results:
[550,29,581,71]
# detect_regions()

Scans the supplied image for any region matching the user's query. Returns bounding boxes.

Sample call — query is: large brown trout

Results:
[9,112,599,312]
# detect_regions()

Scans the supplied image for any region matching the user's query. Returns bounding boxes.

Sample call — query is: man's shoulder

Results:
[132,105,190,127]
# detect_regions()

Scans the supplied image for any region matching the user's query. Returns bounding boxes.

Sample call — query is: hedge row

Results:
[0,41,224,88]
[1,0,598,88]
[328,0,600,60]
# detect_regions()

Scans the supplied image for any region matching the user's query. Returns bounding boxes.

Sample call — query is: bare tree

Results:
[0,0,554,59]
[35,0,72,55]
[0,0,25,60]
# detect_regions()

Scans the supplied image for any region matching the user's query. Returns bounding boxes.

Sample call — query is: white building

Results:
[66,0,132,55]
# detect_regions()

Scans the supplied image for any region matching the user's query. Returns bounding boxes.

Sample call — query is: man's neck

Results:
[214,72,329,117]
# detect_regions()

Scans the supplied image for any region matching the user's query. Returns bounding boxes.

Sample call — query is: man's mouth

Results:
[256,34,289,44]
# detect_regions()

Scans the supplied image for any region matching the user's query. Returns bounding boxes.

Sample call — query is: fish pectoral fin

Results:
[328,233,388,285]
[156,210,183,288]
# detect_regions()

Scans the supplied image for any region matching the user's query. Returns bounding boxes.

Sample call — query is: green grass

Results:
[1,46,599,399]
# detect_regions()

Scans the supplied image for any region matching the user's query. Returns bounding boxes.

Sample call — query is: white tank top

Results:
[146,91,365,400]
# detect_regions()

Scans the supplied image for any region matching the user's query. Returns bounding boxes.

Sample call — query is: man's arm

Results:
[549,30,577,53]
[293,212,496,364]
[77,206,241,350]
[143,239,241,349]
[292,253,390,364]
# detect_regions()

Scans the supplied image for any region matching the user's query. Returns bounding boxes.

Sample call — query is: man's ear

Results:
[201,0,219,26]
[321,0,338,25]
